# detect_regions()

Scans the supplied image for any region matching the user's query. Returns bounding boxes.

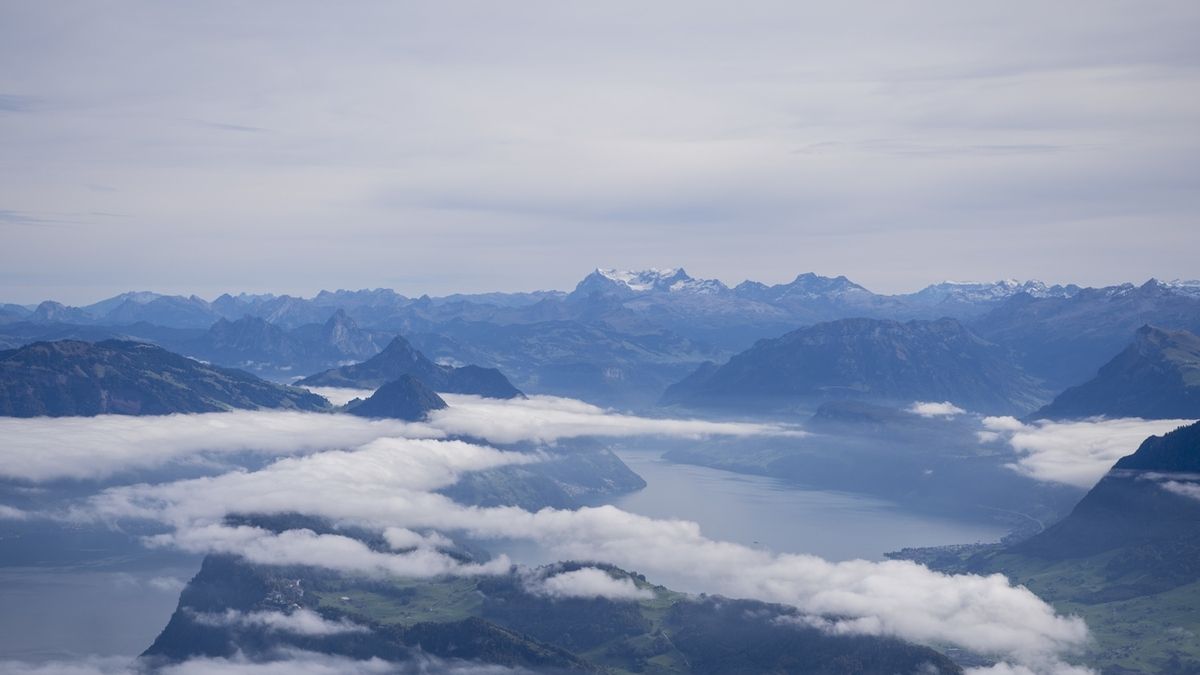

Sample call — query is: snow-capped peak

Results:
[586,268,728,295]
[1165,279,1200,297]
[596,268,682,292]
[911,279,1078,303]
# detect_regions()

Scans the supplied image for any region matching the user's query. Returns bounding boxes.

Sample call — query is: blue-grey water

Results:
[496,449,1007,586]
[608,449,1006,561]
[0,564,199,662]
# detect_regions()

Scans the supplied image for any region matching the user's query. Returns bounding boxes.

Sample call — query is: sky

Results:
[1,1,1198,304]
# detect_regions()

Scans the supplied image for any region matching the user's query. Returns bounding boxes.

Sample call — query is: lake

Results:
[0,563,199,662]
[609,449,1007,561]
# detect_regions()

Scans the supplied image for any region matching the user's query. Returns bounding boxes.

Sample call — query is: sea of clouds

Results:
[0,395,1115,673]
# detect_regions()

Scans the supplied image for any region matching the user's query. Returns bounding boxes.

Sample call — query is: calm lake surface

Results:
[608,449,1007,561]
[0,563,199,662]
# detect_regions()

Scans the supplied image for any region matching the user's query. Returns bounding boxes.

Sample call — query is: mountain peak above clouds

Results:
[576,268,729,296]
[734,272,873,302]
[908,279,1080,305]
[1166,279,1200,297]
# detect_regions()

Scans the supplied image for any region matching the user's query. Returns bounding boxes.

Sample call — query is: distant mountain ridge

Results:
[344,375,447,421]
[11,268,1096,332]
[183,309,390,379]
[1033,325,1200,420]
[973,279,1200,389]
[662,317,1047,414]
[299,334,524,399]
[8,270,1200,406]
[0,340,329,417]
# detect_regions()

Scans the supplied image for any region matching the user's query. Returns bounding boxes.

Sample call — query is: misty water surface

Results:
[0,563,199,662]
[609,449,1007,561]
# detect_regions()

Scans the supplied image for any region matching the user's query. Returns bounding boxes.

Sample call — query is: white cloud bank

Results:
[979,416,1195,488]
[528,567,653,601]
[0,652,532,675]
[433,394,803,444]
[0,396,799,483]
[2,398,1095,671]
[191,609,368,636]
[76,433,1090,671]
[908,401,966,418]
[0,411,430,482]
[301,387,378,407]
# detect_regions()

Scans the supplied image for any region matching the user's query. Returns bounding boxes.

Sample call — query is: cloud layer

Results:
[0,411,426,482]
[1162,480,1200,502]
[190,609,368,636]
[908,401,967,418]
[1,398,1098,671]
[0,652,531,675]
[979,416,1195,488]
[433,394,803,444]
[73,431,1089,670]
[0,396,798,483]
[527,567,654,601]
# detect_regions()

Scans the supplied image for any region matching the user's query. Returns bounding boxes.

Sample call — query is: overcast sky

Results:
[1,1,1198,304]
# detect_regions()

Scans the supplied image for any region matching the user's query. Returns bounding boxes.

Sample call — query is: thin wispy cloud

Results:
[189,609,369,636]
[0,651,534,675]
[1161,480,1200,502]
[908,401,967,418]
[433,394,803,444]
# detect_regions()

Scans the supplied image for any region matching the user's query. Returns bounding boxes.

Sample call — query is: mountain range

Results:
[972,279,1200,390]
[5,270,1200,407]
[1034,326,1200,420]
[344,375,448,421]
[182,309,391,379]
[299,334,524,398]
[662,317,1047,414]
[7,272,1198,337]
[0,340,329,417]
